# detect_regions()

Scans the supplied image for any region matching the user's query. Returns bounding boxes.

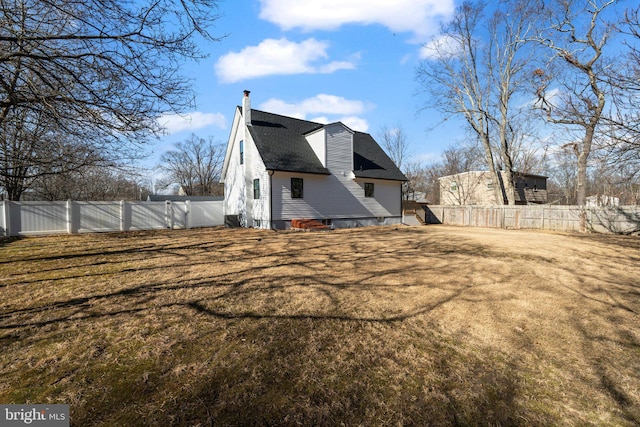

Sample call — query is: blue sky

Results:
[150,0,462,171]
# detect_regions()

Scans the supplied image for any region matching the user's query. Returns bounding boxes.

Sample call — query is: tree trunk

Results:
[480,135,504,205]
[576,150,588,207]
[577,126,595,206]
[502,169,516,205]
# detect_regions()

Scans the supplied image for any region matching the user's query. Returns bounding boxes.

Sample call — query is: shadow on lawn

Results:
[1,227,520,327]
[157,320,535,427]
[1,226,639,426]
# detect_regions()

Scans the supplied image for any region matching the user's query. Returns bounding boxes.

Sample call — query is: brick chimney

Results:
[242,90,252,126]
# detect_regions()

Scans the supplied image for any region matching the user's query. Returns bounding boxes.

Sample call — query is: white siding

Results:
[355,179,402,216]
[223,115,401,229]
[305,128,326,167]
[222,109,272,228]
[245,130,270,228]
[272,172,401,220]
[271,123,401,224]
[223,112,247,222]
[325,123,353,173]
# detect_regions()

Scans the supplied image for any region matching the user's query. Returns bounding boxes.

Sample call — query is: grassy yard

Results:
[0,225,639,426]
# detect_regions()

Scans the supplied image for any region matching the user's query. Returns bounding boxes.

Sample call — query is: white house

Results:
[221,91,407,230]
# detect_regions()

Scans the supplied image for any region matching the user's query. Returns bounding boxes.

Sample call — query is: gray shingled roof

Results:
[243,108,407,181]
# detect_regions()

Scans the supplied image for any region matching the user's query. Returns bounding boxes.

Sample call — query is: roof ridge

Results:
[242,107,323,126]
[247,108,373,137]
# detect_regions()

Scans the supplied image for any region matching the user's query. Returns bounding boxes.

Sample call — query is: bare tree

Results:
[595,5,640,189]
[0,0,221,134]
[533,0,616,206]
[546,146,578,204]
[417,0,539,205]
[418,142,484,204]
[378,123,413,199]
[440,143,484,176]
[0,108,109,200]
[159,134,225,196]
[402,161,429,202]
[0,0,222,199]
[379,123,410,172]
[33,167,152,201]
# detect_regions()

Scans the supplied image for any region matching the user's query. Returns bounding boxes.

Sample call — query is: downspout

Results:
[268,169,274,230]
[400,181,404,224]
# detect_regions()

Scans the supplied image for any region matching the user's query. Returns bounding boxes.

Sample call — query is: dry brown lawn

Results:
[0,225,639,426]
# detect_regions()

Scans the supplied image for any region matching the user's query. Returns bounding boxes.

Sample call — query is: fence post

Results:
[185,200,191,229]
[120,200,125,232]
[2,200,10,237]
[66,200,73,234]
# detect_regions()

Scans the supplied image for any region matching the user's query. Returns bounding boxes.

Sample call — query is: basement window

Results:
[291,178,303,199]
[365,182,374,197]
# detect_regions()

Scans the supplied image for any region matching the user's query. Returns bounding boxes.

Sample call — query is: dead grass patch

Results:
[0,226,639,426]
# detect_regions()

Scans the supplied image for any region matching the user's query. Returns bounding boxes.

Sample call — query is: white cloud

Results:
[308,116,369,132]
[158,112,227,134]
[309,116,330,124]
[419,34,462,60]
[259,94,369,118]
[215,38,356,83]
[260,95,371,132]
[259,0,454,40]
[339,116,369,132]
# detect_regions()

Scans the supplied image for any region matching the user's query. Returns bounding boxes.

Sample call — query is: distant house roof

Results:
[147,195,224,202]
[242,108,407,182]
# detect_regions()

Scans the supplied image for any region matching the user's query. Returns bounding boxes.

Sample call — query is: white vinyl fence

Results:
[1,200,224,237]
[420,205,640,234]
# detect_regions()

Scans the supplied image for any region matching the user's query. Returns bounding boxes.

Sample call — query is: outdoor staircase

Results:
[291,219,330,230]
[403,200,426,226]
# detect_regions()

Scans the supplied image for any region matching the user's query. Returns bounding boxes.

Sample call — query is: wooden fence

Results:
[419,205,640,234]
[1,200,224,237]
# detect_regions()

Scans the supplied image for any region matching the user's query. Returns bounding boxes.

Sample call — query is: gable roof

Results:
[243,108,407,181]
[245,108,330,175]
